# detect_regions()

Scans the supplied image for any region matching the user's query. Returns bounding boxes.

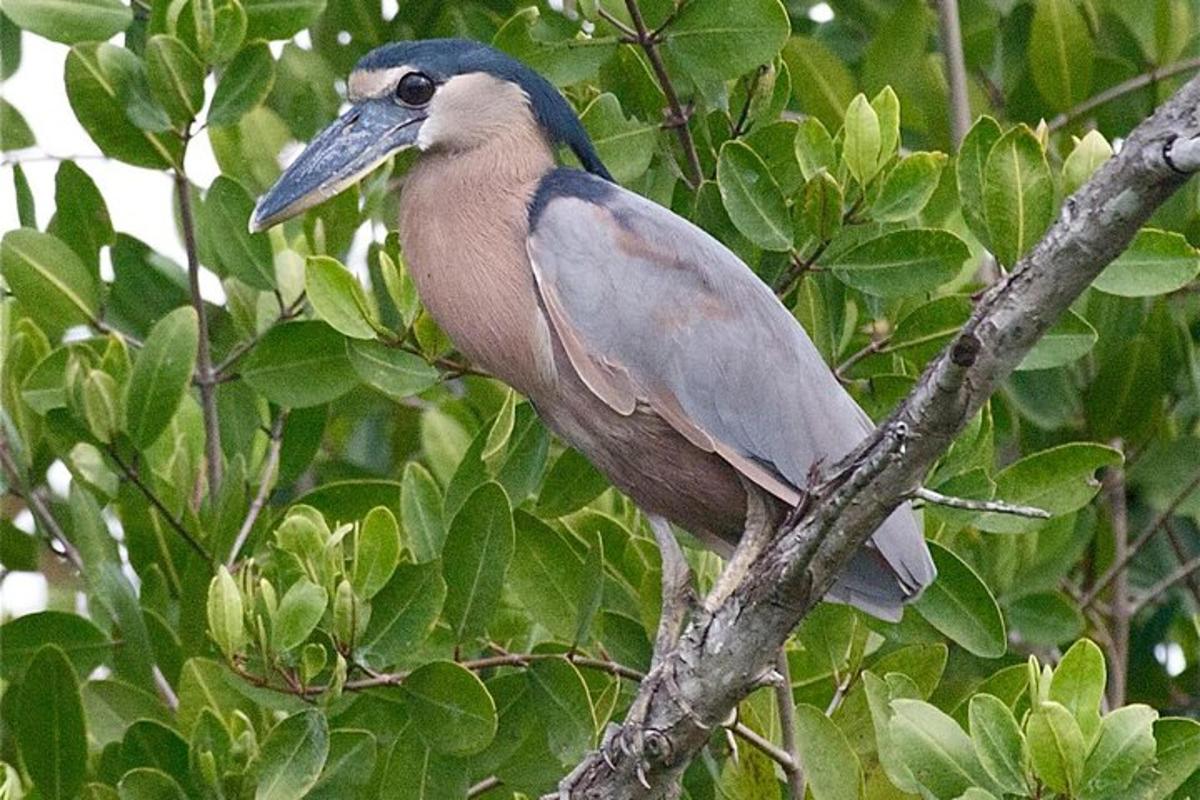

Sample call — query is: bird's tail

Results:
[824,502,936,622]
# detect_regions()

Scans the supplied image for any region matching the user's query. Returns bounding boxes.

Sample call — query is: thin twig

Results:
[913,487,1051,519]
[214,292,308,378]
[731,722,798,773]
[468,776,502,798]
[1049,57,1200,132]
[1103,453,1128,708]
[622,0,703,189]
[0,434,84,571]
[226,411,288,567]
[835,336,888,380]
[175,160,223,495]
[935,0,972,148]
[1163,520,1200,608]
[1081,466,1200,608]
[107,447,213,563]
[1130,554,1200,615]
[595,6,638,40]
[774,650,805,800]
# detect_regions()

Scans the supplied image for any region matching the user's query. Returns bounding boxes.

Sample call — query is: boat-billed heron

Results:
[251,39,935,621]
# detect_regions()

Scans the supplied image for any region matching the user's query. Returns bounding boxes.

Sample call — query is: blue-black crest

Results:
[356,39,613,182]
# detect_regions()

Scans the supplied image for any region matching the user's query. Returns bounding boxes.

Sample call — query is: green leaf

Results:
[359,561,445,668]
[984,125,1054,268]
[1093,228,1200,297]
[352,506,401,599]
[872,152,948,222]
[305,255,377,339]
[842,93,882,186]
[116,768,188,800]
[346,338,439,401]
[1,228,99,337]
[969,694,1028,795]
[204,175,275,289]
[794,703,863,800]
[209,41,275,126]
[400,461,445,562]
[913,541,1007,658]
[717,140,792,251]
[795,171,843,248]
[0,97,34,150]
[16,645,87,800]
[255,709,329,800]
[65,43,181,168]
[1029,0,1093,113]
[3,0,131,44]
[1049,639,1106,741]
[828,229,969,298]
[306,729,377,800]
[1027,701,1087,796]
[537,448,609,518]
[401,661,497,756]
[574,532,605,647]
[49,161,113,273]
[890,698,996,799]
[492,6,617,86]
[782,37,855,130]
[1145,718,1200,799]
[507,512,586,640]
[1062,130,1112,196]
[663,0,789,82]
[0,613,109,683]
[579,93,657,184]
[145,35,205,126]
[794,117,837,181]
[482,388,518,469]
[122,306,199,448]
[1081,704,1157,799]
[206,565,245,659]
[243,0,325,39]
[1005,591,1084,646]
[272,578,327,651]
[528,657,594,765]
[441,481,514,643]
[958,116,1002,250]
[242,321,358,408]
[979,444,1123,533]
[1016,308,1096,371]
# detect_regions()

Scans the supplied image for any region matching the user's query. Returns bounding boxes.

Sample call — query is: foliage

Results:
[1,0,1200,798]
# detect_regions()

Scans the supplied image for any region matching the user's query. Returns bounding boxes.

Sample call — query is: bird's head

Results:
[250,38,611,231]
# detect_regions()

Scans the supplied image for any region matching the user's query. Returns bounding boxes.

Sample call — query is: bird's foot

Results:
[647,515,693,665]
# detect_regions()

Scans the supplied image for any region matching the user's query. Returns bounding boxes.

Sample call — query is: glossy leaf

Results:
[209,42,275,126]
[969,694,1028,795]
[794,703,863,800]
[1093,228,1200,297]
[204,175,275,289]
[242,321,358,408]
[913,541,1007,658]
[1027,701,1087,796]
[717,140,792,251]
[401,661,497,756]
[255,709,329,800]
[1,228,99,337]
[3,0,131,44]
[272,578,327,651]
[890,698,996,799]
[828,229,970,297]
[984,125,1054,268]
[441,481,514,642]
[306,255,377,339]
[579,93,656,184]
[352,506,401,599]
[16,646,87,800]
[359,561,445,667]
[145,35,205,126]
[979,444,1123,533]
[122,306,199,448]
[664,0,789,82]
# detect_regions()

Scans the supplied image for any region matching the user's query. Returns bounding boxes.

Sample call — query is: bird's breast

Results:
[398,159,558,398]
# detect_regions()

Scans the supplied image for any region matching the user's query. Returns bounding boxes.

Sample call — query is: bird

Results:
[250,38,935,622]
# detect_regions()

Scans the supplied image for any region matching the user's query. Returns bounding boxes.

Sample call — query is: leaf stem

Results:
[621,0,704,189]
[174,155,223,496]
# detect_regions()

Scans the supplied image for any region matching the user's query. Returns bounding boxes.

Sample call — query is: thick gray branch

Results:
[561,74,1200,799]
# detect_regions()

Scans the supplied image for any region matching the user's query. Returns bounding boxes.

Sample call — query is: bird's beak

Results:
[250,100,424,231]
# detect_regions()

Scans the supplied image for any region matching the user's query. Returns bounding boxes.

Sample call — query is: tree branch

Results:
[912,486,1051,518]
[107,447,213,564]
[1130,553,1200,615]
[0,433,84,571]
[935,0,972,148]
[1081,465,1200,608]
[1103,453,1129,708]
[621,0,704,189]
[1048,57,1200,133]
[175,163,223,496]
[226,411,288,567]
[557,72,1200,799]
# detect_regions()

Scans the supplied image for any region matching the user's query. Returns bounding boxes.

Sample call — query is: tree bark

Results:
[558,73,1200,800]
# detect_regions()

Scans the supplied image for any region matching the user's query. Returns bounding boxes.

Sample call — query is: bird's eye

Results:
[396,72,436,106]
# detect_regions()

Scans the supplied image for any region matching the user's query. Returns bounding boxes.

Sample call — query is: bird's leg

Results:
[648,514,692,667]
[704,480,775,613]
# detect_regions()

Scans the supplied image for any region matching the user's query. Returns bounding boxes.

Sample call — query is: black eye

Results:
[396,72,435,106]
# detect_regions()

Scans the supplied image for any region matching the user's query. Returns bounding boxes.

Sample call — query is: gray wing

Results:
[527,176,935,616]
